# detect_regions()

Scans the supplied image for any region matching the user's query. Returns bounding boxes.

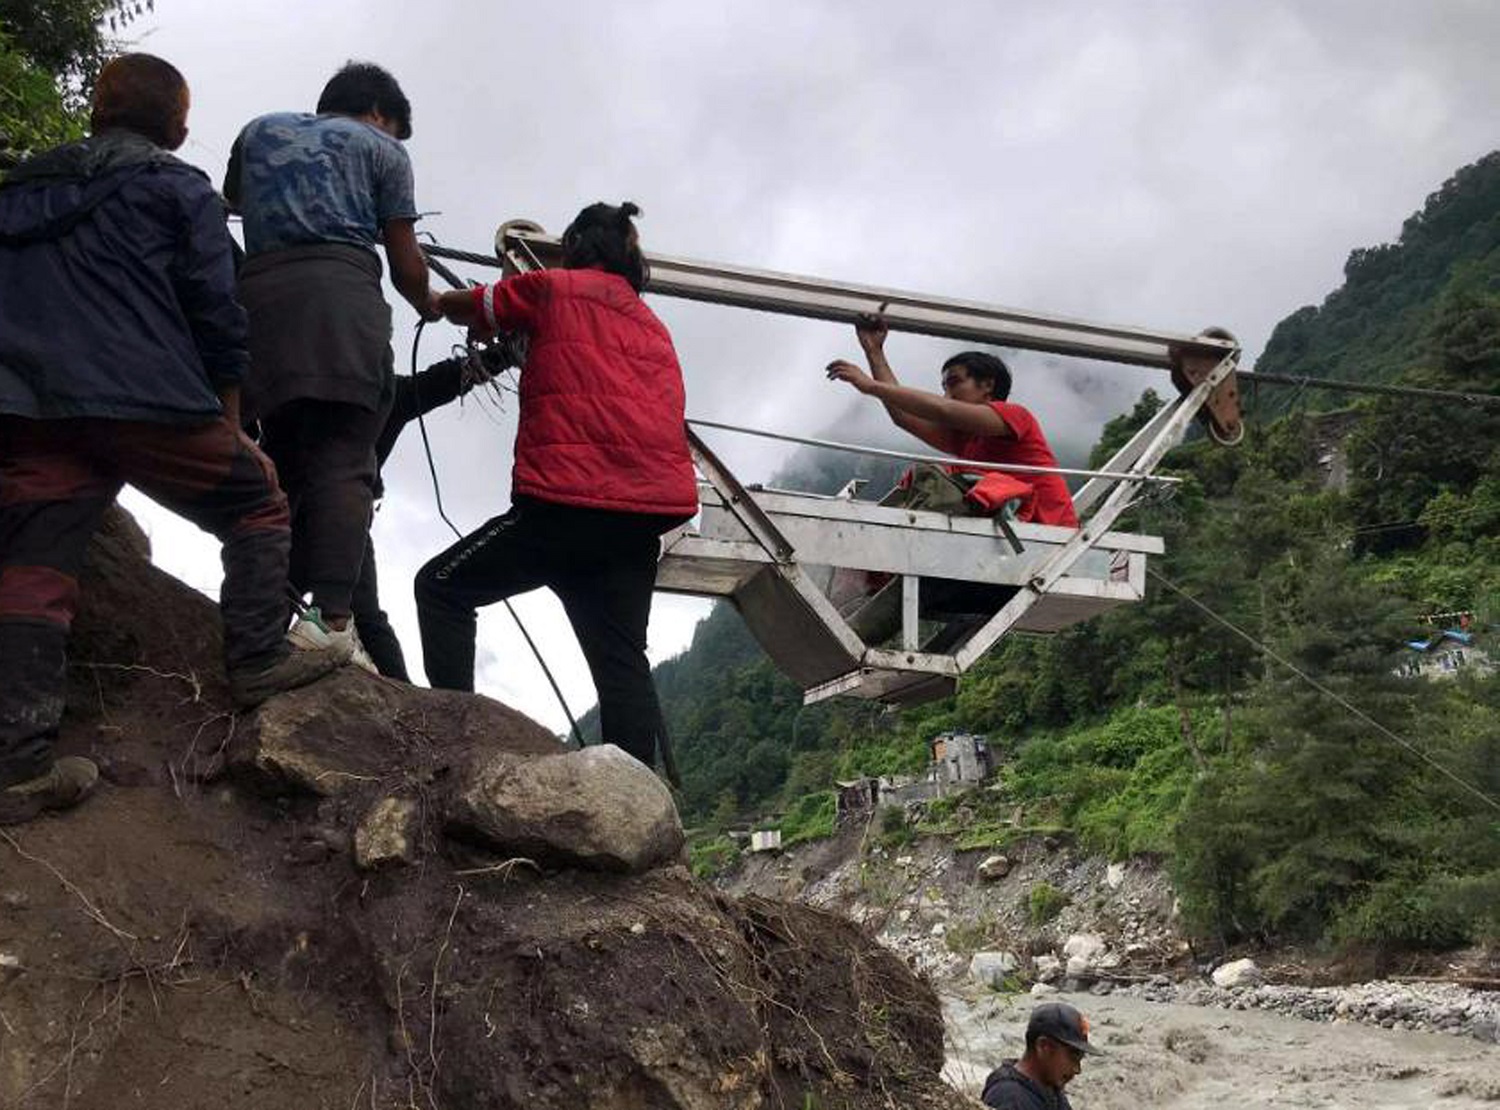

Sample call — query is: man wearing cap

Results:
[980,1001,1101,1109]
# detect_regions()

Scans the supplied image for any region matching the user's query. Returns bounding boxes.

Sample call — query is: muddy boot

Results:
[228,641,352,709]
[0,756,100,825]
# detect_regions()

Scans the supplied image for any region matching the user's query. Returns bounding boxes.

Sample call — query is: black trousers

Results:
[288,527,409,680]
[262,397,388,620]
[0,415,291,788]
[349,531,408,680]
[414,497,674,766]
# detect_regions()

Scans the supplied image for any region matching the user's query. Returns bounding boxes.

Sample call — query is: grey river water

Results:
[942,990,1500,1108]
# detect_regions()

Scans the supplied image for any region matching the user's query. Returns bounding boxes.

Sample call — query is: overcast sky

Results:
[117,0,1500,732]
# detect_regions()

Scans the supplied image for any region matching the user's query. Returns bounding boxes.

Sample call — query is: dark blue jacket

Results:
[0,130,248,423]
[981,1062,1072,1109]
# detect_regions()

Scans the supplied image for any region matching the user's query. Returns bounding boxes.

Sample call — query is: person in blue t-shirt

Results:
[224,62,440,670]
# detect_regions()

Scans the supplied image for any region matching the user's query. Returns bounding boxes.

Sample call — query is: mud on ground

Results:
[0,510,967,1110]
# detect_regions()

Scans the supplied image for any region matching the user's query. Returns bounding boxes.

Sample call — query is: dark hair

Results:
[90,53,188,148]
[316,62,412,140]
[942,350,1012,401]
[561,201,648,292]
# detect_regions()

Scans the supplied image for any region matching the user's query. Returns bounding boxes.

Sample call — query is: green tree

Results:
[0,0,153,102]
[0,0,155,165]
[1089,388,1164,469]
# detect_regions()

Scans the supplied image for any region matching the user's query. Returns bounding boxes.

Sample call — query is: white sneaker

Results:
[289,607,377,673]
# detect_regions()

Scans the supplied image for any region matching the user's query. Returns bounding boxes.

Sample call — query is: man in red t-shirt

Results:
[826,319,1077,527]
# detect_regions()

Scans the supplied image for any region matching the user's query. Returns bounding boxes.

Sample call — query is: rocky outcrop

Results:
[1211,957,1264,989]
[0,508,967,1110]
[1116,976,1500,1042]
[976,854,1010,881]
[235,674,685,875]
[448,744,685,874]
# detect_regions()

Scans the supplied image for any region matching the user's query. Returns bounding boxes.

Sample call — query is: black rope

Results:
[1238,370,1500,409]
[423,243,505,270]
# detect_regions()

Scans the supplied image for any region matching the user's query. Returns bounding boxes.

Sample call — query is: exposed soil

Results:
[0,509,967,1110]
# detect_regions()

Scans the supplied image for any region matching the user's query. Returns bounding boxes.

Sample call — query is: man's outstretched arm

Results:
[827,362,1009,443]
[850,317,951,446]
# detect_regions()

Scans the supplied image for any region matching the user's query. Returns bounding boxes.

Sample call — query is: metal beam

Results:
[464,229,1240,369]
[460,223,1243,705]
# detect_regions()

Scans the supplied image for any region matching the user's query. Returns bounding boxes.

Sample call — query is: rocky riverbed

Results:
[944,988,1500,1108]
[721,823,1500,1106]
[1107,975,1500,1041]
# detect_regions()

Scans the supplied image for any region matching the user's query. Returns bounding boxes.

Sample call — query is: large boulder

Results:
[447,744,684,874]
[976,854,1011,881]
[1063,933,1108,965]
[968,950,1021,989]
[230,671,557,797]
[1212,958,1265,989]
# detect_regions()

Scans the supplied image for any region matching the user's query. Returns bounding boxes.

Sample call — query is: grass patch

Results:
[1027,881,1069,924]
[688,835,740,879]
[1005,706,1205,858]
[778,790,837,846]
[942,919,996,955]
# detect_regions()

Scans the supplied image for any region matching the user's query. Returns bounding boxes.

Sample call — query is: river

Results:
[943,989,1500,1108]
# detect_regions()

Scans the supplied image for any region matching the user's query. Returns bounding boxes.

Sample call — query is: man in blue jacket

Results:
[0,53,349,823]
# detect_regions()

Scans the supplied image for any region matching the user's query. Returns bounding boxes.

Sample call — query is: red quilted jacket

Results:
[472,268,698,517]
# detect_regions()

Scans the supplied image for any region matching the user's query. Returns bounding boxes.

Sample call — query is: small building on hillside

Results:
[749,829,782,853]
[835,778,880,824]
[930,731,994,786]
[834,744,999,822]
[1398,627,1493,680]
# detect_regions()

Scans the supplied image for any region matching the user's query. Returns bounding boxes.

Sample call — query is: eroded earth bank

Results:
[0,511,965,1110]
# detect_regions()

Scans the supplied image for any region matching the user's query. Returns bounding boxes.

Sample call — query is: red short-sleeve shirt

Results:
[946,401,1078,527]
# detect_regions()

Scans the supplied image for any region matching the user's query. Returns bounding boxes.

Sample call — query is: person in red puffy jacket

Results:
[416,202,696,773]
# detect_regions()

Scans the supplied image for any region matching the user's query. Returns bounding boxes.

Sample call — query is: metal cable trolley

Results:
[424,226,1244,706]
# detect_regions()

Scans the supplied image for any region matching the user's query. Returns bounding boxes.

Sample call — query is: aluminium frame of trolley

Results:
[425,225,1243,706]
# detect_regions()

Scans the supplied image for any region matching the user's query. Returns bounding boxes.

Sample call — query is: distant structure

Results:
[835,778,880,824]
[749,829,782,853]
[830,734,1000,826]
[930,731,994,786]
[1398,621,1492,680]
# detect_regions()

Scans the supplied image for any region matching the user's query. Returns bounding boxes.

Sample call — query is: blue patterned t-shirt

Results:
[227,112,417,256]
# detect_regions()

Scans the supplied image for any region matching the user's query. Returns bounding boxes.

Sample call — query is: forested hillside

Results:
[583,152,1500,952]
[1255,150,1500,413]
